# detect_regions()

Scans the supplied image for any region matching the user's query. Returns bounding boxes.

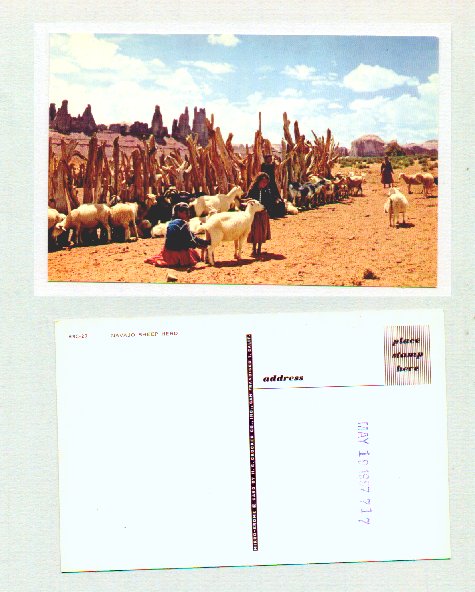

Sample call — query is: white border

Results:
[35,23,451,297]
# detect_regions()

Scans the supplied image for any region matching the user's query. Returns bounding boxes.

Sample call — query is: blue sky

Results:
[49,33,439,147]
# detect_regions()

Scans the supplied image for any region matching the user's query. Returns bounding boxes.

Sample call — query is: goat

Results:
[384,187,409,227]
[150,222,170,238]
[48,207,66,250]
[415,173,436,197]
[109,202,139,242]
[52,204,112,246]
[346,173,366,196]
[191,186,244,217]
[285,200,299,215]
[201,200,264,266]
[399,173,422,194]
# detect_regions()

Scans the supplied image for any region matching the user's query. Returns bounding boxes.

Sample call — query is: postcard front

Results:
[55,310,450,571]
[37,25,450,295]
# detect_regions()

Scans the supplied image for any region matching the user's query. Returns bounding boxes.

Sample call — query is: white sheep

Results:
[398,173,422,194]
[48,207,66,230]
[109,202,139,241]
[188,216,206,235]
[285,200,299,215]
[415,173,436,197]
[384,187,409,227]
[150,221,170,238]
[48,208,66,248]
[53,203,112,245]
[201,199,264,266]
[138,219,152,238]
[191,186,244,217]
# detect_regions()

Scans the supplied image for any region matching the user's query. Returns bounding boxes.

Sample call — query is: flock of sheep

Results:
[47,168,438,265]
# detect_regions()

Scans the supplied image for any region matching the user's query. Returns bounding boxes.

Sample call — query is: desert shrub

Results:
[391,155,413,170]
[339,156,382,168]
[416,155,429,165]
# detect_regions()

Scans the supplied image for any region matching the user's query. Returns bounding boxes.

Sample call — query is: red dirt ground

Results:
[47,163,438,287]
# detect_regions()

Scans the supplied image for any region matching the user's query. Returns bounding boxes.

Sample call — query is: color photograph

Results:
[45,32,445,287]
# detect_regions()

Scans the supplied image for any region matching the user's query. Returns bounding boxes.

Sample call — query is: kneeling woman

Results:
[145,202,209,268]
[246,172,272,257]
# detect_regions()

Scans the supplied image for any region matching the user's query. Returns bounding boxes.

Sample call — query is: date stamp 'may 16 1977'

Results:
[357,421,372,525]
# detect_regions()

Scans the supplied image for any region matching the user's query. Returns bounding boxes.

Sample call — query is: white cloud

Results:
[418,73,439,98]
[49,64,207,127]
[150,58,166,69]
[283,64,340,88]
[328,102,343,110]
[50,57,79,75]
[282,64,317,81]
[50,33,152,82]
[179,60,235,74]
[280,88,303,98]
[330,73,439,145]
[207,34,240,47]
[343,63,419,92]
[349,96,389,112]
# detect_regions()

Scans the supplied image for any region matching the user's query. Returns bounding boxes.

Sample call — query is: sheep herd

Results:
[48,168,438,262]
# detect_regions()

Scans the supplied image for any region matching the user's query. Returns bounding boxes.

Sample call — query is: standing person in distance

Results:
[381,155,394,188]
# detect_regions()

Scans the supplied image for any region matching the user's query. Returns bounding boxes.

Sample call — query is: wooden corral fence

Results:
[48,112,341,214]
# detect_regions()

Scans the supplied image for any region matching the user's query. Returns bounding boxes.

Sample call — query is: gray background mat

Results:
[2,1,474,590]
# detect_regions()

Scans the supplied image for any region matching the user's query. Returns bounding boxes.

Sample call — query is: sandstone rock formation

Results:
[151,105,168,141]
[350,134,385,157]
[172,107,191,143]
[49,103,57,123]
[50,101,97,135]
[70,104,98,135]
[336,146,349,156]
[109,123,129,135]
[401,140,438,155]
[129,121,150,137]
[192,107,208,146]
[51,100,73,134]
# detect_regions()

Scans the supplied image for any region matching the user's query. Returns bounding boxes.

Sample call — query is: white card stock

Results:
[55,310,450,572]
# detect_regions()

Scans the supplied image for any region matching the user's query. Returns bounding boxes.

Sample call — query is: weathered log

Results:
[283,112,294,148]
[214,126,234,183]
[207,126,227,193]
[49,139,81,213]
[185,134,204,193]
[131,148,145,200]
[93,144,105,203]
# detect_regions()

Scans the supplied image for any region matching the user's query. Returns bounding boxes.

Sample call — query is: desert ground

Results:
[47,161,438,287]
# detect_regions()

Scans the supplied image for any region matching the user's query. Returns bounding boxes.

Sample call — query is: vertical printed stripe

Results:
[384,326,431,385]
[246,334,258,551]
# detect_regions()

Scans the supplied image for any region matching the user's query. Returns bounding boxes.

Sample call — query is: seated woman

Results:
[145,202,209,268]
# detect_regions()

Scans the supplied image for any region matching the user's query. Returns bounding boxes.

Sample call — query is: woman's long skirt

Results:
[247,210,271,244]
[145,247,201,267]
